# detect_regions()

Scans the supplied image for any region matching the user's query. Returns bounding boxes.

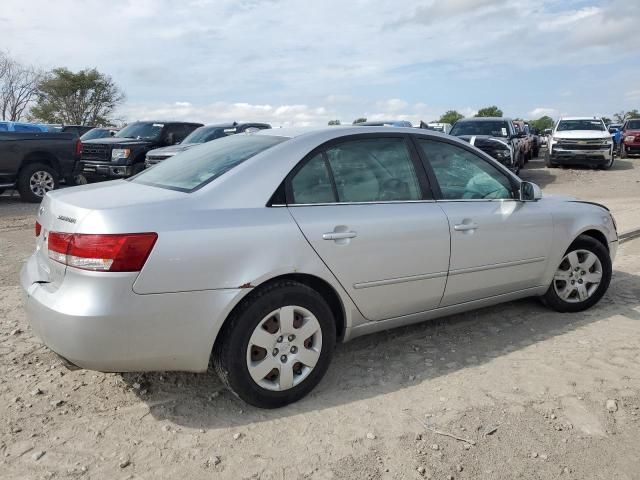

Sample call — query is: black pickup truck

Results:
[449,117,528,174]
[77,121,202,181]
[0,132,81,202]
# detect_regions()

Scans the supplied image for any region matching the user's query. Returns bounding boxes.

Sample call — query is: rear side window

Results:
[289,137,422,204]
[132,134,286,192]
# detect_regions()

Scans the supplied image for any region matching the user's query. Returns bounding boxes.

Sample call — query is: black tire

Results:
[17,163,59,203]
[600,155,614,170]
[541,235,612,313]
[0,188,5,195]
[212,280,336,408]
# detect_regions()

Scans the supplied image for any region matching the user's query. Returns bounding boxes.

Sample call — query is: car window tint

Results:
[326,138,421,202]
[418,140,513,200]
[290,154,336,204]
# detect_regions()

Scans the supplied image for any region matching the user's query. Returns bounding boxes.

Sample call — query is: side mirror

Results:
[519,181,542,201]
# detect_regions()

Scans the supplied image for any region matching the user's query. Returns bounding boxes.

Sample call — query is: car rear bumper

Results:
[20,253,243,373]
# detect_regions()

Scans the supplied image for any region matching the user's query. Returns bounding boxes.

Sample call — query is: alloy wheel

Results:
[553,249,603,303]
[246,305,322,391]
[29,170,55,197]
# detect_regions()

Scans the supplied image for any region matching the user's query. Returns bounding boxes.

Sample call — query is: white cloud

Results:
[529,107,560,119]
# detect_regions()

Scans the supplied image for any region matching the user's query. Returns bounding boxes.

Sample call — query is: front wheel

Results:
[601,155,614,170]
[620,144,627,159]
[212,280,336,408]
[541,235,612,313]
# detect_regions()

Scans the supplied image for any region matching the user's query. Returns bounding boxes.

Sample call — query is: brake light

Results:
[35,221,41,237]
[75,139,82,156]
[48,232,157,272]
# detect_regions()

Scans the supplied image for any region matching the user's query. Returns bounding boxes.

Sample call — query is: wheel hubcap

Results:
[553,249,602,303]
[246,306,322,391]
[29,171,55,197]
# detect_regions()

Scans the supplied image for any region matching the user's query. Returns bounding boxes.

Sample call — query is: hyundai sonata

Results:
[21,126,618,408]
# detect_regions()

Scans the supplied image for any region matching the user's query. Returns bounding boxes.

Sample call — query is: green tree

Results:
[626,109,640,119]
[438,110,464,124]
[352,117,367,124]
[529,115,555,132]
[475,105,503,117]
[328,119,341,125]
[30,67,124,125]
[613,111,626,123]
[601,116,612,125]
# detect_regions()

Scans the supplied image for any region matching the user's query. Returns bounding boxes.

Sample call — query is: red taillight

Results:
[48,232,157,272]
[75,139,82,156]
[35,221,42,237]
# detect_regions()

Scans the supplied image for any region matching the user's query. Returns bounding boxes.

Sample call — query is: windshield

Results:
[81,128,110,141]
[557,120,605,132]
[450,121,510,138]
[626,119,640,130]
[116,122,164,140]
[182,126,233,144]
[132,134,287,192]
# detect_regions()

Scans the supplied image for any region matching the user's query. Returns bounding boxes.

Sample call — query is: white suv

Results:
[546,117,614,169]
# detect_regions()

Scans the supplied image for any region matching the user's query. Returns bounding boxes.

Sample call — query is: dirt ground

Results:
[1,155,640,479]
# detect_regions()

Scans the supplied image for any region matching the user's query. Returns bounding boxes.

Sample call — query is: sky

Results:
[2,0,640,126]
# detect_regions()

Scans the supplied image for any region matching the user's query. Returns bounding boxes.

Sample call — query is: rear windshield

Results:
[131,134,287,192]
[450,121,510,137]
[557,120,605,131]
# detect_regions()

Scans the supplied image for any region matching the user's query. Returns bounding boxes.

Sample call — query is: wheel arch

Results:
[20,151,60,173]
[575,228,609,251]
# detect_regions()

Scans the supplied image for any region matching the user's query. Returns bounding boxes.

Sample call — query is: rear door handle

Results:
[453,223,479,231]
[322,231,357,240]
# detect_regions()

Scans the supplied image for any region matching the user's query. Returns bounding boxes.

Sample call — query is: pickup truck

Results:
[0,131,81,202]
[512,121,533,161]
[77,121,202,181]
[449,117,528,174]
[545,117,613,169]
[620,118,640,158]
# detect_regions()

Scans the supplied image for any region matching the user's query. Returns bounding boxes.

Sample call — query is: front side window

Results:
[289,137,422,204]
[417,140,514,200]
[132,134,286,192]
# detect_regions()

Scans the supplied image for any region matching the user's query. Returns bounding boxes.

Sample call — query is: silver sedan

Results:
[21,126,618,408]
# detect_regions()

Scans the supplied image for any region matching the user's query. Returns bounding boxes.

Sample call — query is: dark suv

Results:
[449,117,528,173]
[77,121,202,181]
[145,122,271,167]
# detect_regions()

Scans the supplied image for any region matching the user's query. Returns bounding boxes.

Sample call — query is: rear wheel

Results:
[17,163,59,203]
[212,280,336,408]
[541,235,611,313]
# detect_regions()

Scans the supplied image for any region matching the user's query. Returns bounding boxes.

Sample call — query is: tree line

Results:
[0,51,124,125]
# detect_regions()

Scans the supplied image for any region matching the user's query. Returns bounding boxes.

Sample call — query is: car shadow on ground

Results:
[121,268,640,428]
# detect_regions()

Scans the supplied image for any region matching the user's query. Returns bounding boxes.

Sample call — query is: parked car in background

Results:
[513,121,533,161]
[0,121,49,133]
[77,121,203,181]
[420,122,452,134]
[528,126,541,158]
[60,125,95,137]
[22,126,617,408]
[546,117,613,169]
[0,131,81,201]
[145,122,271,168]
[80,127,120,141]
[619,118,640,158]
[449,117,527,173]
[356,120,413,127]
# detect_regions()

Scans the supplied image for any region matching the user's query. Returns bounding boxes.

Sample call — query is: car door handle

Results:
[322,231,357,240]
[453,223,479,231]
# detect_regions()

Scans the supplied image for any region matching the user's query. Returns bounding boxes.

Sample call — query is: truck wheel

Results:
[17,163,59,203]
[601,155,614,170]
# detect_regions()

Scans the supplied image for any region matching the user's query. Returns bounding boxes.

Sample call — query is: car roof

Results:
[199,122,270,129]
[559,117,603,121]
[255,125,454,141]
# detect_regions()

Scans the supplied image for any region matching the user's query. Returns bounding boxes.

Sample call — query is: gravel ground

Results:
[1,156,640,479]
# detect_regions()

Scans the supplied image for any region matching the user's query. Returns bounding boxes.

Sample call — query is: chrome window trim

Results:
[281,199,438,207]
